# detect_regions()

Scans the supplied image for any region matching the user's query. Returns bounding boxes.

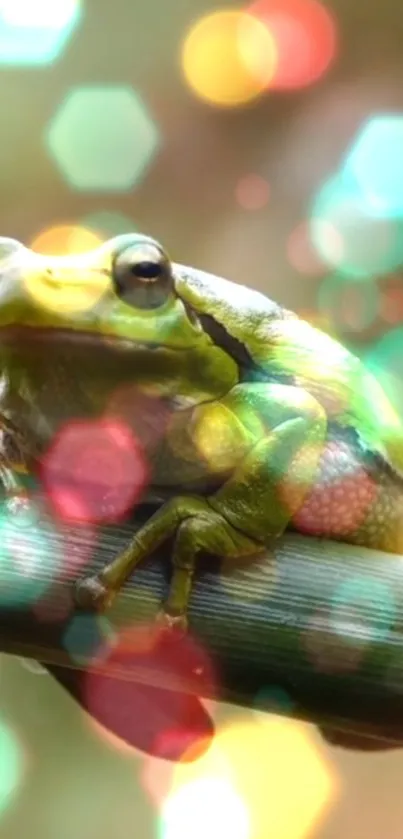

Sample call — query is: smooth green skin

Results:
[0,233,402,631]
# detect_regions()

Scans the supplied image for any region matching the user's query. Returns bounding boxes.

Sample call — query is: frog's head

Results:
[0,233,204,351]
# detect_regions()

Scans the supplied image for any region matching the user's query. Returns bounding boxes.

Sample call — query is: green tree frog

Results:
[0,232,402,632]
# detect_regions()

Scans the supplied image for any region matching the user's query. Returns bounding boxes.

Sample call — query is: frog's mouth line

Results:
[0,325,179,352]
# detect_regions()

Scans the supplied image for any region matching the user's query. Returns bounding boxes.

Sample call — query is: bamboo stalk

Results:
[1,492,403,749]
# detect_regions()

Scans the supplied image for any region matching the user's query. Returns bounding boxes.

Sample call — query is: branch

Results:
[1,494,403,750]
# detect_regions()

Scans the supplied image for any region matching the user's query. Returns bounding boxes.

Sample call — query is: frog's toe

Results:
[74,575,114,611]
[155,608,188,636]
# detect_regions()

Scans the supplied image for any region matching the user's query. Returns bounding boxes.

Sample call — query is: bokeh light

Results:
[85,625,216,761]
[32,586,73,624]
[63,614,115,667]
[292,439,378,537]
[81,211,138,241]
[53,520,97,582]
[303,609,366,675]
[330,575,396,644]
[0,497,62,607]
[42,418,148,525]
[45,85,160,191]
[106,384,172,452]
[379,278,403,327]
[249,0,337,90]
[304,574,396,678]
[141,750,175,809]
[23,230,109,316]
[0,720,24,815]
[165,715,337,839]
[188,400,258,474]
[343,115,403,218]
[235,174,270,209]
[309,172,403,277]
[364,327,403,418]
[287,221,328,276]
[181,10,277,107]
[253,684,295,716]
[317,273,379,333]
[0,0,81,65]
[161,776,250,839]
[1,0,78,26]
[30,224,102,255]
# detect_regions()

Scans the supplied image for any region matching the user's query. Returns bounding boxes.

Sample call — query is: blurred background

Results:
[1,0,403,836]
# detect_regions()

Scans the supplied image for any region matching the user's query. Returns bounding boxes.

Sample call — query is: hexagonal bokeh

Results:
[309,171,403,278]
[0,0,81,65]
[45,85,160,192]
[343,115,403,217]
[81,210,138,239]
[163,715,337,839]
[63,614,113,666]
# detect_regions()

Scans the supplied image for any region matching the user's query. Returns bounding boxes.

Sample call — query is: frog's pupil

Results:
[131,261,161,280]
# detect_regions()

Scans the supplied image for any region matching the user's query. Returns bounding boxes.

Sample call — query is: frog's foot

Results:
[155,608,188,636]
[74,574,115,612]
[5,493,31,516]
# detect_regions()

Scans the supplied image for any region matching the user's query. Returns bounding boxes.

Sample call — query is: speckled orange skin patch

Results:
[291,438,403,553]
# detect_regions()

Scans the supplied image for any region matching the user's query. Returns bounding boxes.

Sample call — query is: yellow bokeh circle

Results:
[24,225,108,315]
[165,715,338,839]
[30,224,102,256]
[182,9,277,107]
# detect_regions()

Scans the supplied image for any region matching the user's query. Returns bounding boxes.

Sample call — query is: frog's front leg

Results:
[75,384,327,630]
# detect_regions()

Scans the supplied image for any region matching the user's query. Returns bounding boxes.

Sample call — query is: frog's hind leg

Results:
[75,384,327,630]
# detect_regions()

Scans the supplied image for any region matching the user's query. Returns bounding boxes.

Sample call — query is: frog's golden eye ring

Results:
[112,242,173,309]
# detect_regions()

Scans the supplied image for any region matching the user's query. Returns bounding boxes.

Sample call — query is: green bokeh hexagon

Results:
[0,0,82,66]
[343,115,403,218]
[309,170,403,278]
[45,85,160,192]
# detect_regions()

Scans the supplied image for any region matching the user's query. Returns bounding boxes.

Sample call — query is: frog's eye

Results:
[112,242,173,309]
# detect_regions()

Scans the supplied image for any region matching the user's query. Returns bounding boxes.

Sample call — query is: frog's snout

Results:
[0,237,25,265]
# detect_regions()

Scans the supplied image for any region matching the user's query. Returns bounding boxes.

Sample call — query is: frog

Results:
[0,231,402,637]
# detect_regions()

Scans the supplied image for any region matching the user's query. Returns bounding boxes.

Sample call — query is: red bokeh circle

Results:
[249,0,338,90]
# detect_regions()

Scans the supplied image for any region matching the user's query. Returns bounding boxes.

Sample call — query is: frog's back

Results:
[175,264,403,475]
